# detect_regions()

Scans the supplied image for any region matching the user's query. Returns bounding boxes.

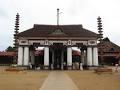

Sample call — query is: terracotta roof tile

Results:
[0,52,16,56]
[18,24,97,38]
[98,38,120,52]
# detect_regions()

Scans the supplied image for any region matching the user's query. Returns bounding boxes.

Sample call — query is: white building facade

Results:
[17,24,99,70]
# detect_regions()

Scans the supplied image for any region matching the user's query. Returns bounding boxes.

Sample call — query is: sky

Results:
[0,0,120,51]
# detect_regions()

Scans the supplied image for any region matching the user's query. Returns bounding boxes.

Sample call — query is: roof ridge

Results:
[34,24,82,26]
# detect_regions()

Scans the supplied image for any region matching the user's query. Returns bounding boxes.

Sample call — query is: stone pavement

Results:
[39,71,79,90]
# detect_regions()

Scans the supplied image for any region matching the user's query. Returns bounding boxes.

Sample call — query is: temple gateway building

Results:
[17,24,99,70]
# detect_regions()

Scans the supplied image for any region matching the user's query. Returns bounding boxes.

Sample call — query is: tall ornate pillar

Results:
[44,46,49,69]
[23,46,29,66]
[87,47,93,66]
[67,47,72,69]
[18,46,24,65]
[93,47,99,66]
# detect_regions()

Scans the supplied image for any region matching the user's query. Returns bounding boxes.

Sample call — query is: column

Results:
[93,47,99,66]
[30,51,35,65]
[44,46,49,69]
[81,49,84,64]
[80,49,84,70]
[61,50,64,70]
[67,47,72,69]
[18,46,24,65]
[84,50,87,66]
[23,46,29,66]
[87,47,93,66]
[51,50,54,70]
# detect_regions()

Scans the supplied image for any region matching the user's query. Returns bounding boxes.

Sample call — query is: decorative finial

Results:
[57,8,60,26]
[13,13,20,49]
[97,16,103,42]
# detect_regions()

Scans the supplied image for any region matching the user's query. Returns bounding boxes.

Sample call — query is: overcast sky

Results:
[0,0,120,51]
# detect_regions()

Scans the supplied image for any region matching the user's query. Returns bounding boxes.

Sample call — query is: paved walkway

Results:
[39,71,79,90]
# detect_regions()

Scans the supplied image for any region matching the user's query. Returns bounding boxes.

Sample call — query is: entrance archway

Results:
[50,43,66,70]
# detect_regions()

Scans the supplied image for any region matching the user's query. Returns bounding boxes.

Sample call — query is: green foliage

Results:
[5,46,16,52]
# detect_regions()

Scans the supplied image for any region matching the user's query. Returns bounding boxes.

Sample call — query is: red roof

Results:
[72,50,81,56]
[35,50,80,56]
[116,52,120,58]
[35,50,44,56]
[0,52,16,56]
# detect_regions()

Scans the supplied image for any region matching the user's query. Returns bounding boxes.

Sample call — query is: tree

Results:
[5,46,15,52]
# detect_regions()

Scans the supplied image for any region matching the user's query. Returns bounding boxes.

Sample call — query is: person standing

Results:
[115,63,119,72]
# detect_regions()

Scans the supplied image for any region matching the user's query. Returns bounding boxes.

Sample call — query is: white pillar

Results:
[23,46,29,66]
[93,47,99,66]
[44,47,49,68]
[87,47,93,66]
[67,47,72,68]
[30,51,35,65]
[18,47,24,65]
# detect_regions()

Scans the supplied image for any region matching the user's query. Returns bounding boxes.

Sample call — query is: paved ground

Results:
[39,71,79,90]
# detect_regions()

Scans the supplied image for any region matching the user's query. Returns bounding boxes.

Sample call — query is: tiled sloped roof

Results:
[98,38,120,52]
[0,52,16,56]
[116,52,120,58]
[18,24,97,38]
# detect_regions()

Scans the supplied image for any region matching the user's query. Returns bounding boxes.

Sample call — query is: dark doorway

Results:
[54,48,62,69]
[53,43,63,70]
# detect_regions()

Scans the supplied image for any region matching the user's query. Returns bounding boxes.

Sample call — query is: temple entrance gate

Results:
[17,24,99,70]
